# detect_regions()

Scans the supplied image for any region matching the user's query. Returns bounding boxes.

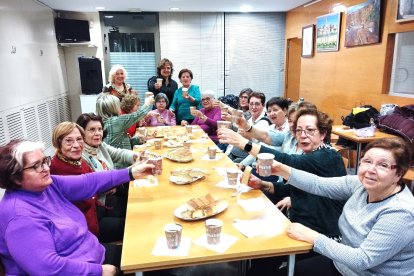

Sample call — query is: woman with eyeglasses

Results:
[76,113,140,217]
[49,122,126,245]
[0,139,153,275]
[262,137,414,276]
[218,106,347,273]
[169,68,201,125]
[144,93,176,126]
[183,89,221,144]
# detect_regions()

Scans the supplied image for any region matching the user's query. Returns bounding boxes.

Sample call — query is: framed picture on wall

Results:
[345,0,381,47]
[397,0,414,22]
[316,12,341,52]
[301,24,314,58]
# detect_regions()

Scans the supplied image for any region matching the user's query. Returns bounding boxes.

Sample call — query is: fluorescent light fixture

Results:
[104,15,114,19]
[303,0,322,8]
[95,6,105,10]
[240,4,252,13]
[332,4,347,13]
[170,7,180,11]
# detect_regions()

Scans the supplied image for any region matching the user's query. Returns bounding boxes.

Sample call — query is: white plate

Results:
[170,175,204,185]
[174,200,228,221]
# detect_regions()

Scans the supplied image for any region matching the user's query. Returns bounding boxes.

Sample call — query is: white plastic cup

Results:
[205,219,222,245]
[164,223,182,249]
[226,168,239,185]
[257,153,275,177]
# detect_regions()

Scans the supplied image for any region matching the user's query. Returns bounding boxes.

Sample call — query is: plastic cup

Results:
[257,153,275,177]
[217,121,232,129]
[182,87,189,97]
[148,156,163,175]
[190,106,196,115]
[220,106,229,116]
[153,138,162,150]
[138,127,146,136]
[164,223,182,249]
[205,219,222,245]
[145,92,154,98]
[185,125,193,134]
[156,78,163,85]
[226,168,239,185]
[208,147,217,159]
[183,141,191,150]
[232,110,243,123]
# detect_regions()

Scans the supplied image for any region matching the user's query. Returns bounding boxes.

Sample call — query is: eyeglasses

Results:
[23,156,51,173]
[201,97,211,102]
[249,102,262,107]
[62,137,84,146]
[295,128,318,136]
[86,127,103,134]
[359,158,397,172]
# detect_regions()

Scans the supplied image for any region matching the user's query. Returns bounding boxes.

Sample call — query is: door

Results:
[285,38,302,102]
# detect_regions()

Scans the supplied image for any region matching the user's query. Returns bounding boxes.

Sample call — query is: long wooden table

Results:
[332,125,397,173]
[121,126,311,275]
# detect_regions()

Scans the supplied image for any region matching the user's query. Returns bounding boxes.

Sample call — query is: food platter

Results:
[174,199,228,221]
[170,168,208,185]
[164,148,193,162]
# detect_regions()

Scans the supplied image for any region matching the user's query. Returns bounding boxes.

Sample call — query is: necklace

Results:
[57,152,82,167]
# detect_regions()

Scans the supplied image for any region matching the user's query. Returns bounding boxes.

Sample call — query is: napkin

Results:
[133,177,158,187]
[151,237,192,256]
[193,234,238,254]
[233,206,286,238]
[216,181,252,193]
[237,197,266,212]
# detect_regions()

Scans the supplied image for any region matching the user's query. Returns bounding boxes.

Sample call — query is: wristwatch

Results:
[243,141,253,152]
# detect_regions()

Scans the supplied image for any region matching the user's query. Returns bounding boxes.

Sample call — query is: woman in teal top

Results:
[169,68,201,125]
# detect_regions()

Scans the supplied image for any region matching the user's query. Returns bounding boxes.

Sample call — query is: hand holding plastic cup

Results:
[145,91,154,98]
[205,219,222,245]
[164,223,182,249]
[257,153,275,177]
[156,78,163,85]
[148,155,163,175]
[217,121,232,129]
[190,106,196,116]
[182,87,189,98]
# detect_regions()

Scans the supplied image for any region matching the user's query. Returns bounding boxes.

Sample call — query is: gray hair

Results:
[155,93,169,106]
[201,89,216,99]
[13,141,45,167]
[108,64,128,84]
[96,93,121,119]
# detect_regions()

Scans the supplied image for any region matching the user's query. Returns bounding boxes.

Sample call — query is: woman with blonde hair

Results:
[103,64,132,100]
[96,92,154,164]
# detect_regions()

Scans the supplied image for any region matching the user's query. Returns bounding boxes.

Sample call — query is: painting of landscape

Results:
[316,12,341,52]
[345,0,381,47]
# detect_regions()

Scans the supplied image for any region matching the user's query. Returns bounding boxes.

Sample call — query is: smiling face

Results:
[248,96,264,120]
[84,120,103,148]
[19,149,52,192]
[201,96,213,110]
[180,72,192,87]
[114,69,125,85]
[295,114,325,153]
[60,128,84,161]
[160,63,172,79]
[358,148,401,199]
[267,104,287,127]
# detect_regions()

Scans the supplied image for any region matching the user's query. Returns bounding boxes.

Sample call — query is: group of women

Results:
[0,57,413,276]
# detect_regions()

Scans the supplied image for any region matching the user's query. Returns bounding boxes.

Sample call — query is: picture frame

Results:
[345,0,381,47]
[396,0,414,22]
[316,12,341,52]
[301,24,314,58]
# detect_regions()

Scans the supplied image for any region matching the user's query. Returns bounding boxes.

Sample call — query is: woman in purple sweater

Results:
[184,89,221,144]
[0,140,153,276]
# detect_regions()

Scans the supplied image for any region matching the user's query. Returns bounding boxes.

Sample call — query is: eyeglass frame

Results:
[62,137,84,146]
[85,127,104,134]
[201,97,211,102]
[359,158,397,172]
[23,156,51,173]
[248,102,262,107]
[295,128,318,137]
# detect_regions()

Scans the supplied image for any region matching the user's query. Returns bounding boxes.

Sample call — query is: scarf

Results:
[56,151,82,166]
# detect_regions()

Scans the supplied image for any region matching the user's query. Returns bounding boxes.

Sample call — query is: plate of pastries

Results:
[169,168,209,185]
[174,194,228,221]
[164,148,193,162]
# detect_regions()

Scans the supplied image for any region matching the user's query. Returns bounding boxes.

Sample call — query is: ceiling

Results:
[39,0,312,13]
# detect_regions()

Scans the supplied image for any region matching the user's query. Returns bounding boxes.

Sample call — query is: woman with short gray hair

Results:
[145,93,176,126]
[187,89,221,144]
